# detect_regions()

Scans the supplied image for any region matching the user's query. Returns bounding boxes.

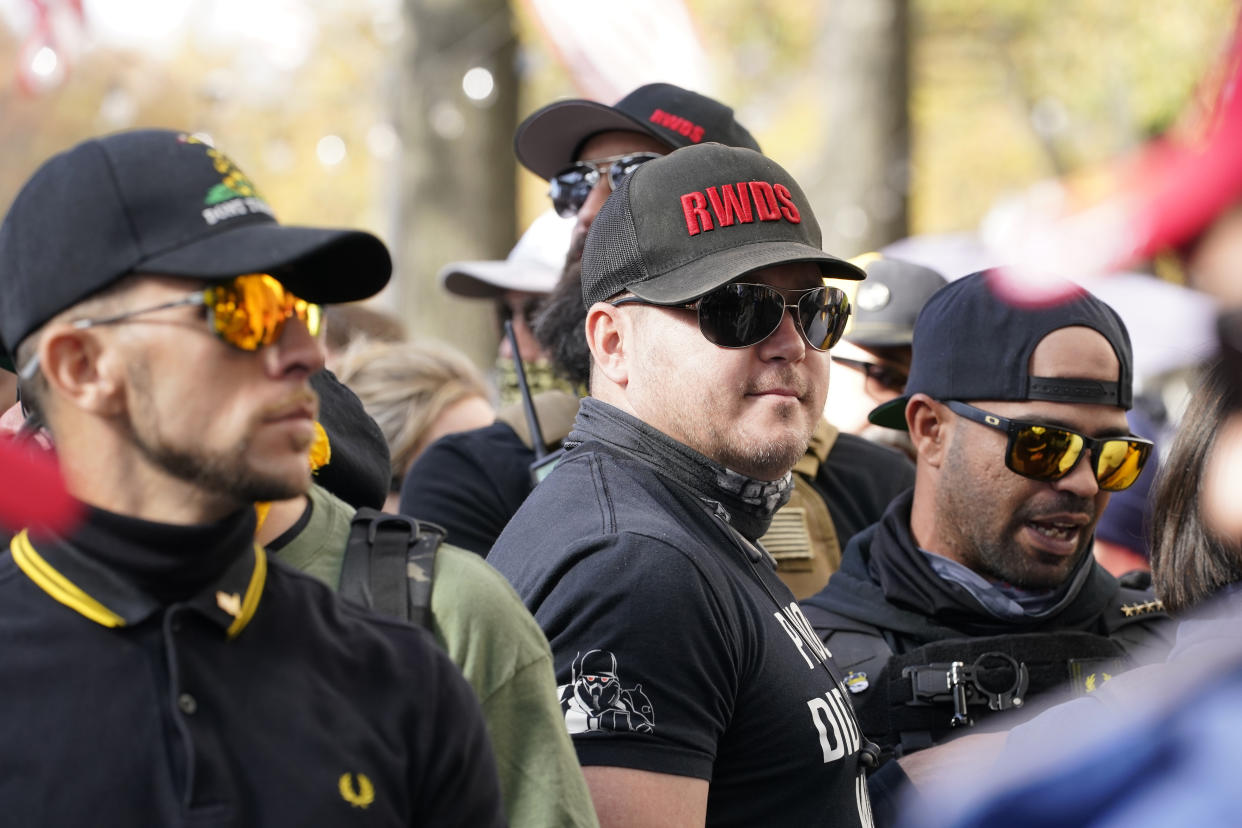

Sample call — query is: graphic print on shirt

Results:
[557,649,655,735]
[773,601,864,765]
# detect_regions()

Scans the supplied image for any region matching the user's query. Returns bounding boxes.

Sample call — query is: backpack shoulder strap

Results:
[341,508,445,629]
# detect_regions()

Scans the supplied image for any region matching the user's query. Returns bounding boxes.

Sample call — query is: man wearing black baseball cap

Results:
[489,143,877,827]
[0,129,504,826]
[801,271,1174,776]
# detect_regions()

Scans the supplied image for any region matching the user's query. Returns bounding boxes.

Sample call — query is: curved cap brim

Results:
[867,395,911,430]
[439,259,559,299]
[138,222,391,304]
[514,99,673,180]
[628,241,865,306]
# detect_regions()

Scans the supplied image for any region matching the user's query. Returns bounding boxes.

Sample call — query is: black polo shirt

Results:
[0,505,504,827]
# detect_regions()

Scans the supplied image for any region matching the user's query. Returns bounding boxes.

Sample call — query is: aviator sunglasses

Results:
[945,400,1153,491]
[610,282,852,352]
[548,152,663,218]
[19,273,321,383]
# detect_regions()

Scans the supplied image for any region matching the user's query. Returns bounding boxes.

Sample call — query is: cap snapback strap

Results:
[1026,376,1121,406]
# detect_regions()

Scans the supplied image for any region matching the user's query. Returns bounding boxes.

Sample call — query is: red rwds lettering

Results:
[681,191,714,236]
[774,184,801,223]
[705,184,755,227]
[748,181,782,221]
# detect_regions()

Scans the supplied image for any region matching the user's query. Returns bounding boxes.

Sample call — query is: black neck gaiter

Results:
[567,398,792,541]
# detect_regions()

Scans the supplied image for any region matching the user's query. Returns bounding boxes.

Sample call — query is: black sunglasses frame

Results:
[610,283,851,352]
[944,400,1153,491]
[548,152,663,218]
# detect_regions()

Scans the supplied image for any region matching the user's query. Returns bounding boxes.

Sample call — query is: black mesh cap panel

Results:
[580,173,650,307]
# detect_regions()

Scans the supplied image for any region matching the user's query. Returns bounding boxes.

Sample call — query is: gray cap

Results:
[847,256,947,348]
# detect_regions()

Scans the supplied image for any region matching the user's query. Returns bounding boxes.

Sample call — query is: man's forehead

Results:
[979,397,1131,436]
[730,261,822,289]
[575,129,671,162]
[1028,325,1120,381]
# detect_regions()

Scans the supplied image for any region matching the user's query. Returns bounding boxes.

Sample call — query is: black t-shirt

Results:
[490,437,874,827]
[814,432,914,542]
[398,421,531,556]
[0,506,505,827]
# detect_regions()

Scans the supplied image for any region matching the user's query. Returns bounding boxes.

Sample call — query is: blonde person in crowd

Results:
[334,339,496,513]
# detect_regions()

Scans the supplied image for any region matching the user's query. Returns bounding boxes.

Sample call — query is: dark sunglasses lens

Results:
[1095,440,1150,491]
[607,153,660,190]
[697,284,785,348]
[797,287,850,351]
[549,166,596,217]
[1009,425,1084,481]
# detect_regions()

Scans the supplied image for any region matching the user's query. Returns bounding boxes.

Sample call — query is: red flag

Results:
[0,437,80,534]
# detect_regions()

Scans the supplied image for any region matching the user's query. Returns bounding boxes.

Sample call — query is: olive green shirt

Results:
[273,484,599,828]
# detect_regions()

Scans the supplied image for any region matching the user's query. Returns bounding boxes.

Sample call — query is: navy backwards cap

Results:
[0,129,392,362]
[514,82,762,181]
[868,270,1135,430]
[580,143,864,309]
[309,370,391,511]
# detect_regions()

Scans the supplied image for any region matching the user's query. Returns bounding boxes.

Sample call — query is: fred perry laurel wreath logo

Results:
[178,133,275,226]
[339,772,375,809]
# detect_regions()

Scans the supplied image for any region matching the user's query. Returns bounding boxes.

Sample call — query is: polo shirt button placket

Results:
[178,693,197,715]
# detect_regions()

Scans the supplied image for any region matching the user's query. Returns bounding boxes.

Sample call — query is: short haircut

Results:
[1150,359,1242,613]
[333,339,492,488]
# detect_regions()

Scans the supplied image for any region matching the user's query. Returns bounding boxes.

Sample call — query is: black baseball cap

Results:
[0,129,391,363]
[847,255,947,348]
[514,82,761,181]
[580,143,864,309]
[868,270,1135,430]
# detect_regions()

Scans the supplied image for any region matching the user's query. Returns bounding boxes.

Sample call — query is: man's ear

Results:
[906,393,950,467]
[39,325,126,417]
[584,301,631,388]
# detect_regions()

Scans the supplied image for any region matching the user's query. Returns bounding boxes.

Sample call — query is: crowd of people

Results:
[0,78,1239,828]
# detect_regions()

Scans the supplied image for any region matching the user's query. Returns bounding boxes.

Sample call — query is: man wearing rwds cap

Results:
[801,272,1174,787]
[0,129,503,827]
[401,82,764,557]
[489,143,877,827]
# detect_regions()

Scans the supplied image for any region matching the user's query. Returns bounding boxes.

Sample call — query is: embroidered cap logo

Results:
[679,180,803,237]
[178,134,276,226]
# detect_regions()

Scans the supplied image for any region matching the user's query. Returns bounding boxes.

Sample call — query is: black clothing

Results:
[399,420,530,556]
[0,505,505,827]
[808,432,912,545]
[801,491,1175,759]
[489,400,874,828]
[401,403,912,560]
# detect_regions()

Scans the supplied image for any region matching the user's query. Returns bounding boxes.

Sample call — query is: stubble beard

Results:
[937,439,1094,590]
[128,367,308,505]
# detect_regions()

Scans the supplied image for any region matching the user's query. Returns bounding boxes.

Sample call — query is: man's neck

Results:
[256,495,311,546]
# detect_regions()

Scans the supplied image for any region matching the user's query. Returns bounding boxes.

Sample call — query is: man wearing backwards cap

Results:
[0,129,503,826]
[489,143,877,827]
[801,272,1174,778]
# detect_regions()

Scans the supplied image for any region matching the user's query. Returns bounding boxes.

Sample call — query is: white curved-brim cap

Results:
[439,210,575,299]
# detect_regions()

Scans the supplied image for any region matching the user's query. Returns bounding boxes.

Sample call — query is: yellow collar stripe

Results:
[226,545,267,639]
[10,530,126,628]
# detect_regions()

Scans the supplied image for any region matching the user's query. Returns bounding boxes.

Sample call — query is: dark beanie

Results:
[309,369,390,511]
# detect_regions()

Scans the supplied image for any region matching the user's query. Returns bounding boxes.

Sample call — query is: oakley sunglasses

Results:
[548,152,663,218]
[610,282,852,352]
[945,400,1153,491]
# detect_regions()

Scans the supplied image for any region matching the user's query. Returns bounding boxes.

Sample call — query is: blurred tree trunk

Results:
[392,0,517,369]
[808,0,910,258]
